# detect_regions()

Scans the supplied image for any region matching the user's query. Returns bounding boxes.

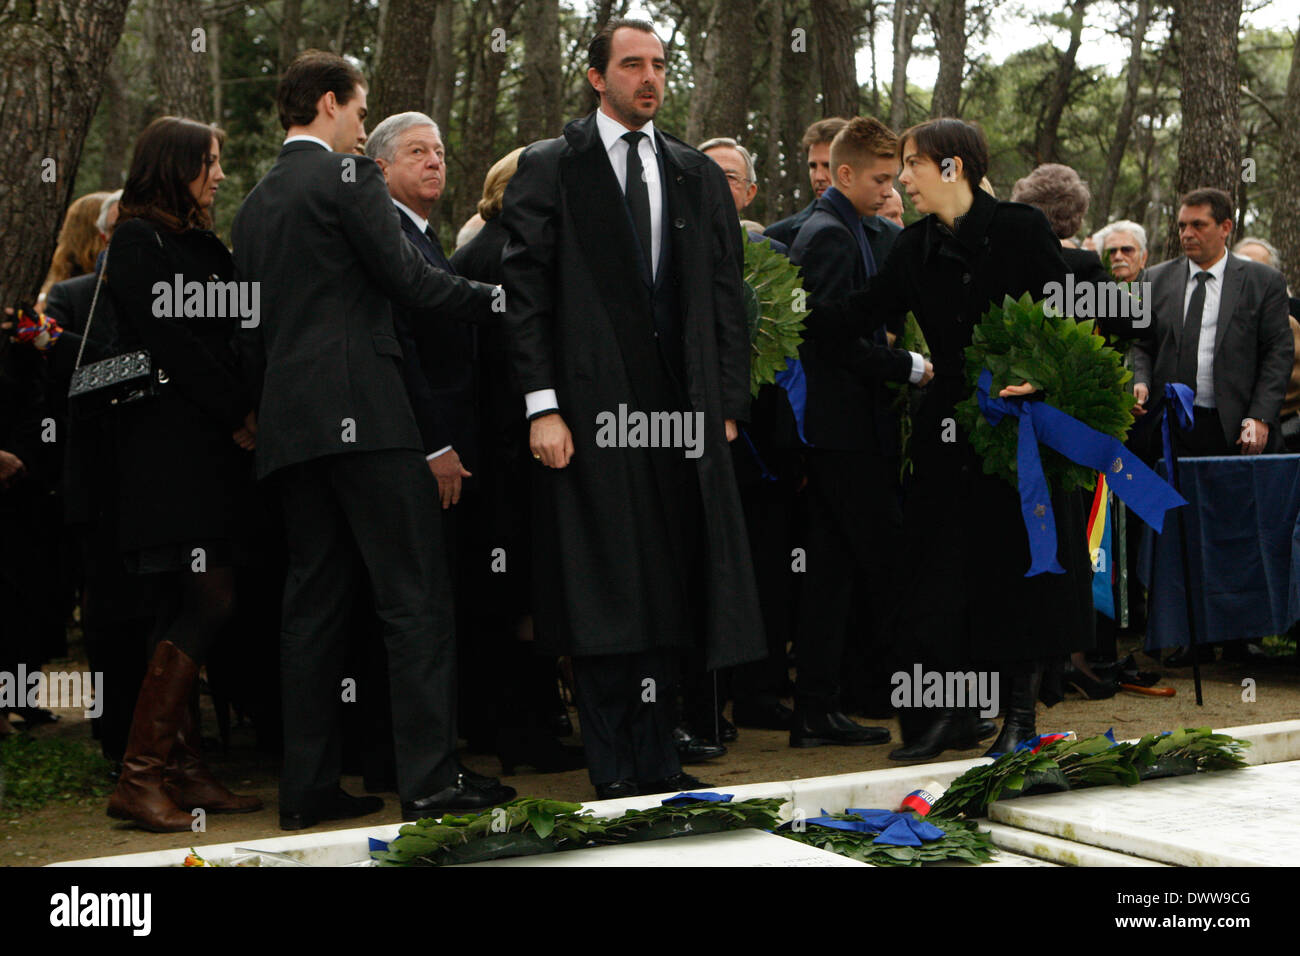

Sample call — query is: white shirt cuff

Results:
[907,351,926,384]
[426,446,452,461]
[525,389,559,419]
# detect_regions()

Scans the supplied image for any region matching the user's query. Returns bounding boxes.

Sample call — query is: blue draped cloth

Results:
[1139,454,1300,650]
[976,369,1186,575]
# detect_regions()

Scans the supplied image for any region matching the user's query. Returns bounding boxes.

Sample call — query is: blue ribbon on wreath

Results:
[976,368,1187,576]
[1160,382,1196,489]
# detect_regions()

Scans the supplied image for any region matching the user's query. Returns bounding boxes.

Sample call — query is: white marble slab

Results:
[980,822,1166,867]
[988,760,1300,866]
[459,828,865,867]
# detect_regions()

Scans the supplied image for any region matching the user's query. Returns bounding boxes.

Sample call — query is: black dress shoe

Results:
[1164,645,1214,667]
[496,728,587,775]
[1063,665,1118,700]
[401,774,517,821]
[550,711,574,738]
[640,771,713,795]
[672,726,727,762]
[732,699,794,730]
[594,779,638,800]
[280,788,385,830]
[790,710,889,747]
[12,707,60,728]
[889,709,985,761]
[718,716,738,743]
[1220,641,1268,663]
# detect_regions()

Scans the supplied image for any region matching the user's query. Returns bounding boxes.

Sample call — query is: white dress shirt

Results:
[1184,250,1230,409]
[283,134,332,151]
[524,109,664,421]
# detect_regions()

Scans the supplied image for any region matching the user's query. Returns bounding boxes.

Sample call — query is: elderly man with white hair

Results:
[1095,219,1149,282]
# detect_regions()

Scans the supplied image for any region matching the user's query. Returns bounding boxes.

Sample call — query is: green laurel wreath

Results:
[954,293,1136,495]
[743,230,806,397]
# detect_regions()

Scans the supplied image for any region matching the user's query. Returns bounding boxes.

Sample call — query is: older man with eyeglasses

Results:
[1095,219,1150,282]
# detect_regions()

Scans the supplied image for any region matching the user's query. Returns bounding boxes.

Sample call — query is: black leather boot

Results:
[983,667,1042,757]
[889,708,982,761]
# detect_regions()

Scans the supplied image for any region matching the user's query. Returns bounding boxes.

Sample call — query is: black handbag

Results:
[67,232,169,416]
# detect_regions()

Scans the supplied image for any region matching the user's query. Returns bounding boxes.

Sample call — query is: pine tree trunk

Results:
[890,0,921,130]
[1093,0,1152,231]
[1272,17,1300,291]
[811,0,859,117]
[517,0,562,145]
[0,0,133,306]
[1164,0,1242,261]
[929,0,966,117]
[148,0,210,120]
[1035,0,1090,164]
[762,0,787,225]
[687,0,755,146]
[99,50,132,190]
[279,0,304,71]
[371,0,438,121]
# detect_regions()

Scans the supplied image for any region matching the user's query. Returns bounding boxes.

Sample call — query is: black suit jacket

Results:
[231,141,495,479]
[763,200,817,248]
[391,209,479,468]
[1132,252,1292,446]
[789,196,911,451]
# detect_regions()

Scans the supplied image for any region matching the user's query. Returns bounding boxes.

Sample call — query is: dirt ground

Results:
[3,636,1298,867]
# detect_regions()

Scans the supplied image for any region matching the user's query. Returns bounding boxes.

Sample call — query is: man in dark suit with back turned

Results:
[232,50,513,829]
[500,19,764,800]
[787,117,935,752]
[1132,188,1292,457]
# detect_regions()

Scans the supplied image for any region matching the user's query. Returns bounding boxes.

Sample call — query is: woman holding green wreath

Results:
[807,118,1092,761]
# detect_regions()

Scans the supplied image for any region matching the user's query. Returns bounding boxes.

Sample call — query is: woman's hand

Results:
[998,381,1038,398]
[232,410,257,451]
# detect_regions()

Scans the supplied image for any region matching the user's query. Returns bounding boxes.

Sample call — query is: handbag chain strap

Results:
[73,227,166,372]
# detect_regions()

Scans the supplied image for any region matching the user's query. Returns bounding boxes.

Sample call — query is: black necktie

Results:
[1177,271,1211,393]
[622,131,653,277]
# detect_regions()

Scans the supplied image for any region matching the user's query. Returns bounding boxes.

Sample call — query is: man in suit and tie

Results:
[763,117,847,248]
[232,50,513,829]
[500,19,764,800]
[787,117,935,752]
[1132,188,1292,457]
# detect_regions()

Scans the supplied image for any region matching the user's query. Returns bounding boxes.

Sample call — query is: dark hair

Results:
[277,49,366,130]
[118,117,224,231]
[800,117,849,150]
[1179,187,1233,226]
[588,18,660,75]
[1011,163,1091,239]
[899,117,989,189]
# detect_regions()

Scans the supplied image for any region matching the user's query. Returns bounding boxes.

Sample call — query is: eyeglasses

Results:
[722,172,753,185]
[1107,245,1139,256]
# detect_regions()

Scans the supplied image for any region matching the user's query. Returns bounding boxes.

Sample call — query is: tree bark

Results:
[890,0,921,129]
[1272,18,1300,291]
[687,0,756,146]
[1034,0,1090,164]
[811,0,859,117]
[0,0,134,307]
[1164,0,1242,260]
[371,0,438,120]
[517,0,562,145]
[762,0,787,224]
[148,0,210,120]
[1093,0,1152,231]
[279,0,304,70]
[929,0,967,117]
[99,50,132,190]
[427,0,456,136]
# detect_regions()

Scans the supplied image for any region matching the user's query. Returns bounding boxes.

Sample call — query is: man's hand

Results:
[725,419,738,442]
[1237,418,1269,455]
[1132,382,1149,417]
[919,360,935,387]
[530,413,574,468]
[0,450,26,486]
[429,448,472,508]
[232,410,257,451]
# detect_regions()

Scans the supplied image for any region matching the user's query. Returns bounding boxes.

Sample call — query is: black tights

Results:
[148,567,236,665]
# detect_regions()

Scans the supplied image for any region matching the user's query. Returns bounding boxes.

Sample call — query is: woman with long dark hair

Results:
[811,118,1092,760]
[102,116,262,831]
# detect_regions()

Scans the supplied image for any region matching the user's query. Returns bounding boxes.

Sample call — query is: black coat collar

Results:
[920,186,997,263]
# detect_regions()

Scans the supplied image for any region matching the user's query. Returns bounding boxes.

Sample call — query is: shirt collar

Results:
[392,199,429,235]
[1188,250,1229,284]
[596,108,658,156]
[283,134,332,152]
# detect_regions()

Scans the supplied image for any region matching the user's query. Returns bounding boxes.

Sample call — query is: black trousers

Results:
[277,449,456,808]
[572,650,679,787]
[794,449,901,712]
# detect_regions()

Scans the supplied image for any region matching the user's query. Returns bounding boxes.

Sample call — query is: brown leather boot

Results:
[106,641,198,832]
[165,700,262,814]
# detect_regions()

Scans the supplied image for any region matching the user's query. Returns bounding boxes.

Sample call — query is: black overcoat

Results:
[499,111,764,670]
[810,189,1093,664]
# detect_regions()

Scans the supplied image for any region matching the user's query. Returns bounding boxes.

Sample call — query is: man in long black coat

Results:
[500,19,764,799]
